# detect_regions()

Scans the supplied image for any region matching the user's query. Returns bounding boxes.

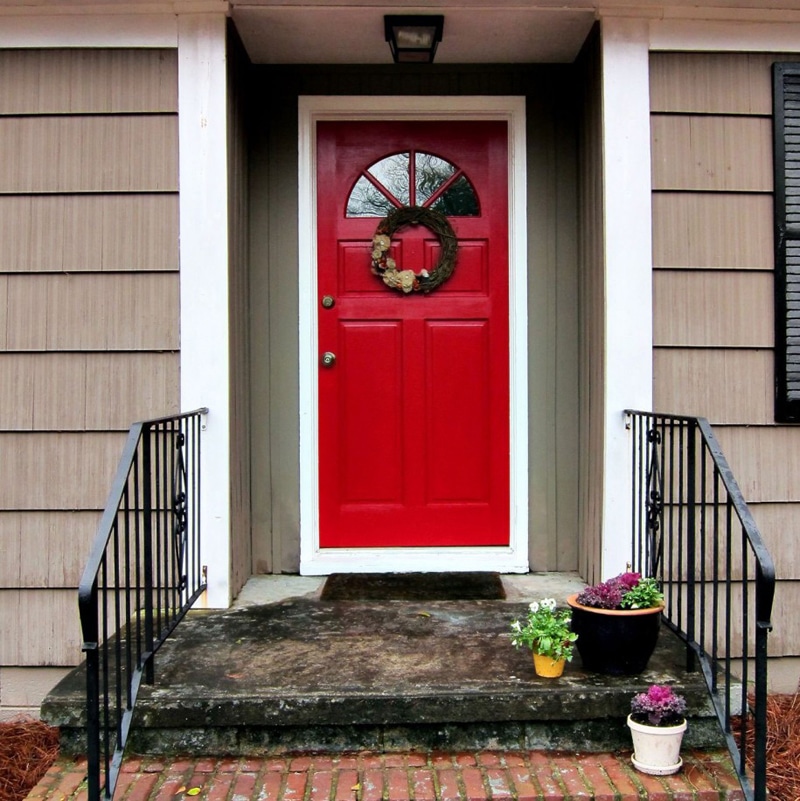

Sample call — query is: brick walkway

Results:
[28,750,746,801]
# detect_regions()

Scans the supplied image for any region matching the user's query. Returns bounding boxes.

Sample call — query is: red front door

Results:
[316,121,509,548]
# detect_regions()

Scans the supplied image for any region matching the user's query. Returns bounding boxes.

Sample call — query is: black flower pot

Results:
[566,594,663,675]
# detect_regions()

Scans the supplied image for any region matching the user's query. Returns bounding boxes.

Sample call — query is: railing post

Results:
[753,621,769,801]
[685,422,697,673]
[141,424,155,685]
[754,558,775,801]
[82,586,101,801]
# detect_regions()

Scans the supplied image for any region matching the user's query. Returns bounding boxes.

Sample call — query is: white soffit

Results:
[0,14,178,47]
[231,6,596,64]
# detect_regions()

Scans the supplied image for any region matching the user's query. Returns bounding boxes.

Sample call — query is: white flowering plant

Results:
[510,598,578,662]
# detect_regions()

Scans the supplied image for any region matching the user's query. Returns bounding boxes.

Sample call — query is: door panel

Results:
[317,120,509,548]
[339,321,403,504]
[426,321,491,503]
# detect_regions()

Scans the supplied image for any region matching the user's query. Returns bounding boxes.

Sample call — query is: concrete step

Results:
[43,577,725,757]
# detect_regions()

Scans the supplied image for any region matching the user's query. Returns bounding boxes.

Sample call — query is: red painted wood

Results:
[317,121,509,548]
[425,321,491,503]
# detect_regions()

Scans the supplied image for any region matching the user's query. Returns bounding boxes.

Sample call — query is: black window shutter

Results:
[773,63,800,422]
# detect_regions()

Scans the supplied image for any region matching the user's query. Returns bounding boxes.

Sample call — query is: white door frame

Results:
[298,95,528,575]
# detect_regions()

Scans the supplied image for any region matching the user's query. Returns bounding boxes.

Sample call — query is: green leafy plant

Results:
[621,577,664,610]
[510,598,578,662]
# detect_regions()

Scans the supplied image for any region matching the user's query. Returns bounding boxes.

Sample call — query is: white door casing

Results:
[298,95,529,575]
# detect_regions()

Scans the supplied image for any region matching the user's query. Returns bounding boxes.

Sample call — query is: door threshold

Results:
[232,571,586,608]
[300,546,528,576]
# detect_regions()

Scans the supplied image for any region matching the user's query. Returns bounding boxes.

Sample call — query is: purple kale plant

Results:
[630,684,687,727]
[617,571,642,592]
[576,579,625,609]
[576,571,663,610]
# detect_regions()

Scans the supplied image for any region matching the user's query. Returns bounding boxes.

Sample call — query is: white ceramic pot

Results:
[627,714,687,775]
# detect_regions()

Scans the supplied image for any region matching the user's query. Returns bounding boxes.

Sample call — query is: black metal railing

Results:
[78,409,208,801]
[626,410,776,801]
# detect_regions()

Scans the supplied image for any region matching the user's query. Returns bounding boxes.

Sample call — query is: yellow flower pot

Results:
[532,652,566,678]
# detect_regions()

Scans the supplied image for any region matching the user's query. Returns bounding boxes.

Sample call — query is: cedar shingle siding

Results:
[651,51,800,661]
[0,49,179,690]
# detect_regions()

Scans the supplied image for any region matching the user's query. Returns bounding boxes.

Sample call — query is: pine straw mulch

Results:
[0,718,60,801]
[732,689,800,801]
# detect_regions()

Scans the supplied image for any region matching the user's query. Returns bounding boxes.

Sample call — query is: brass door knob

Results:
[321,295,335,309]
[321,351,336,367]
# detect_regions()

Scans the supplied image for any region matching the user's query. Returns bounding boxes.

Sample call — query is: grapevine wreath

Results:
[370,205,458,294]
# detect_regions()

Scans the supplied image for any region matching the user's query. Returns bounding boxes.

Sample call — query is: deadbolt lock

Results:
[321,295,335,309]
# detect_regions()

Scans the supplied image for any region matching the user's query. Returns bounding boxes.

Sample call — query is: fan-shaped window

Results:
[346,151,479,217]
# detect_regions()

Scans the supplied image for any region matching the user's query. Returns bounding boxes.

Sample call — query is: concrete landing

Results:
[42,574,724,757]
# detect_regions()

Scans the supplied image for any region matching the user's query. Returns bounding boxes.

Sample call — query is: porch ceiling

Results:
[230,5,597,64]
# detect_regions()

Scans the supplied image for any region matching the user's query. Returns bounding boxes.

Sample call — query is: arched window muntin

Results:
[346,150,480,218]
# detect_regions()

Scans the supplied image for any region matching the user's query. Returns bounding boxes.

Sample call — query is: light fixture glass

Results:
[384,15,444,64]
[395,28,435,49]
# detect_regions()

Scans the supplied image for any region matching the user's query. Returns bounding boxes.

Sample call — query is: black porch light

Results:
[384,15,444,63]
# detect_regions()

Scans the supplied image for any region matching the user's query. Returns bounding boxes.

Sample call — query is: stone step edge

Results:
[54,717,726,759]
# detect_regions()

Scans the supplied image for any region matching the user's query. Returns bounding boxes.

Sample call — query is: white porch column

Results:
[600,18,653,578]
[178,14,231,607]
